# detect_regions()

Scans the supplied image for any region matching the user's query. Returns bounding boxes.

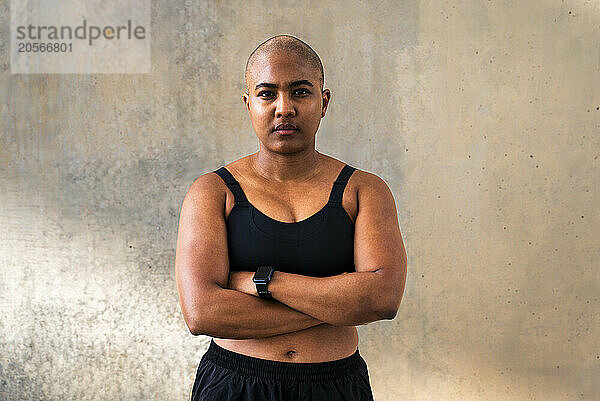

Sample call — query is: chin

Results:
[267,142,311,154]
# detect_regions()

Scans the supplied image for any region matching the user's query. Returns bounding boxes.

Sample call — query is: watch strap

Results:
[255,282,272,298]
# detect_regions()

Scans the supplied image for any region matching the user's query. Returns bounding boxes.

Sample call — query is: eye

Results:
[258,90,274,98]
[294,88,310,95]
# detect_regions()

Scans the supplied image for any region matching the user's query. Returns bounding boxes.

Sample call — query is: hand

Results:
[227,271,258,297]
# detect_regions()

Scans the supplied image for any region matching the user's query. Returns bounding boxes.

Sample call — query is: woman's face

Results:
[242,52,330,153]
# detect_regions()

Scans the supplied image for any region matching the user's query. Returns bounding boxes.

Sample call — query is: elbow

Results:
[188,326,201,337]
[184,314,205,336]
[188,320,203,336]
[380,305,399,320]
[376,264,406,321]
[183,302,216,336]
[379,296,403,321]
[181,283,225,336]
[187,312,214,336]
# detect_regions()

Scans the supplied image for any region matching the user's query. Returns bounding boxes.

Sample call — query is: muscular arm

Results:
[175,172,327,339]
[228,269,392,327]
[229,172,407,327]
[191,283,326,339]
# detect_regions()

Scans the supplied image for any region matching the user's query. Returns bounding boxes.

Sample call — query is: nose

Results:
[275,93,296,118]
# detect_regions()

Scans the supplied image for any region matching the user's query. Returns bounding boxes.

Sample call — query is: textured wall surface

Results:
[1,0,599,400]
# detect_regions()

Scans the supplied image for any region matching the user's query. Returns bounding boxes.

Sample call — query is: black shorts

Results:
[191,339,375,401]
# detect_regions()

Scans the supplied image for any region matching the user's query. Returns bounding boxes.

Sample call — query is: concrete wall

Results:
[1,0,598,399]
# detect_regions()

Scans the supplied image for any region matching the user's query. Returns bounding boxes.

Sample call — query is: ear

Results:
[321,89,331,118]
[241,92,250,111]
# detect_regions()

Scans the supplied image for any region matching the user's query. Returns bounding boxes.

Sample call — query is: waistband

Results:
[201,339,366,383]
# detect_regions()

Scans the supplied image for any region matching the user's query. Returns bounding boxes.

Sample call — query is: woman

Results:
[175,34,407,401]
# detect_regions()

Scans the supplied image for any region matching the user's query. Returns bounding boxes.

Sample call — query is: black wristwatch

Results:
[252,266,275,298]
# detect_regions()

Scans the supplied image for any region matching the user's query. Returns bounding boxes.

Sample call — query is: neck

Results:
[251,148,323,183]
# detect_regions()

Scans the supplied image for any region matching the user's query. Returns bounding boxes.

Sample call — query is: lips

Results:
[273,123,298,136]
[274,123,298,131]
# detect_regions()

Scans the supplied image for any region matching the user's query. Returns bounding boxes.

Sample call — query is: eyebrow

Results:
[254,80,314,91]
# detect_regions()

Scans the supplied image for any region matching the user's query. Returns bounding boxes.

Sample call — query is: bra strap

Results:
[328,164,357,206]
[214,167,249,205]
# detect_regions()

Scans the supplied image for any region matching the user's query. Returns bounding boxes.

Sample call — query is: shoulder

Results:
[321,153,393,196]
[346,167,395,208]
[183,168,230,209]
[188,154,251,194]
[353,169,391,191]
[332,157,391,196]
[318,154,363,183]
[184,154,253,206]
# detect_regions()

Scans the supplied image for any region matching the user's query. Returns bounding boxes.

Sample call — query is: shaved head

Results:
[245,35,324,91]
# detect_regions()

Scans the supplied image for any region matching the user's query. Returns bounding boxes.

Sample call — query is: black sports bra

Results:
[213,164,357,277]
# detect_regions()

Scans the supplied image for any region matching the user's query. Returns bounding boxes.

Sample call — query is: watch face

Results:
[254,266,273,282]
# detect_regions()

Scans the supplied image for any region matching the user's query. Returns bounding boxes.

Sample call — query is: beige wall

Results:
[1,0,598,400]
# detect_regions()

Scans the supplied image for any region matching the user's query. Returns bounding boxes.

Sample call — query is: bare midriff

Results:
[214,324,359,362]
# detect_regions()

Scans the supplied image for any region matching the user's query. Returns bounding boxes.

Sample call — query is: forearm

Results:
[268,269,394,326]
[192,285,326,339]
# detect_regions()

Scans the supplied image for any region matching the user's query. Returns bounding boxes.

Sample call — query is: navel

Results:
[285,349,297,359]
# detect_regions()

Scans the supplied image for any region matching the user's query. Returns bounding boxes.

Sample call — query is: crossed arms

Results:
[174,170,407,339]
